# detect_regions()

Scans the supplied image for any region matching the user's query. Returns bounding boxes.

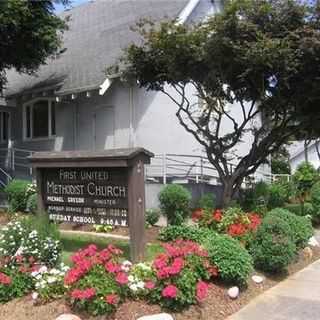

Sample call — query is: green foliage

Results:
[203,233,253,286]
[240,181,269,211]
[311,181,320,221]
[158,185,191,225]
[4,179,32,212]
[145,208,160,226]
[250,215,296,273]
[268,182,289,209]
[271,159,291,175]
[0,0,67,91]
[158,225,212,242]
[267,208,313,249]
[293,162,318,198]
[197,193,216,210]
[93,225,114,233]
[284,203,313,216]
[0,268,33,303]
[26,193,37,214]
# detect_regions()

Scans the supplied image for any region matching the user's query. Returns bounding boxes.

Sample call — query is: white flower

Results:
[137,281,145,289]
[31,292,39,300]
[47,276,57,284]
[128,275,135,282]
[38,266,48,273]
[129,284,138,292]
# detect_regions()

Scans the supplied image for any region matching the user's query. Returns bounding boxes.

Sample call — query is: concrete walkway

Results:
[228,252,320,319]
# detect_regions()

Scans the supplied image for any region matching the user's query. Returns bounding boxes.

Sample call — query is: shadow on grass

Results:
[61,233,163,265]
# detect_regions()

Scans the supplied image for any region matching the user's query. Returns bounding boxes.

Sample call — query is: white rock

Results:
[252,275,264,284]
[308,236,319,247]
[55,315,82,320]
[227,286,239,299]
[137,313,174,320]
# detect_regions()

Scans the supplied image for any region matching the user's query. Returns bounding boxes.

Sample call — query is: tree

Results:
[0,0,69,93]
[271,146,291,174]
[114,0,320,207]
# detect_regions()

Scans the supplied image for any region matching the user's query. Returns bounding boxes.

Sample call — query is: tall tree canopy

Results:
[0,0,68,93]
[116,0,320,206]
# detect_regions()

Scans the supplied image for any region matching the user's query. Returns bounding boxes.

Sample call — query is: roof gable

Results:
[5,0,190,97]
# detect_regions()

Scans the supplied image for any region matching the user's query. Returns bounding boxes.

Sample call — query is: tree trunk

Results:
[304,140,309,163]
[221,180,234,208]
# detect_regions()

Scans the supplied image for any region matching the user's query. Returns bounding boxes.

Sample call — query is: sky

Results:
[54,0,89,13]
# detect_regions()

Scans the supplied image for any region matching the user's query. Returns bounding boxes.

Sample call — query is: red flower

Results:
[192,208,203,221]
[145,281,155,290]
[196,281,209,301]
[0,272,11,285]
[248,213,262,231]
[227,223,247,237]
[162,285,178,298]
[105,293,119,305]
[115,272,128,285]
[212,209,222,222]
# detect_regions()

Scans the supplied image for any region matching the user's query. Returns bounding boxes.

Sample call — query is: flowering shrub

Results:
[192,206,261,244]
[0,221,61,267]
[148,240,218,311]
[31,263,70,302]
[127,262,155,296]
[0,254,38,303]
[64,244,130,316]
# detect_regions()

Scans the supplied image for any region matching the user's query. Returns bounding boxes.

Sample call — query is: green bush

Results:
[26,193,37,214]
[250,215,296,273]
[293,162,318,198]
[311,181,320,221]
[158,225,212,242]
[4,179,31,212]
[197,193,216,210]
[203,233,253,286]
[268,183,288,209]
[158,185,191,225]
[145,208,160,226]
[267,208,313,249]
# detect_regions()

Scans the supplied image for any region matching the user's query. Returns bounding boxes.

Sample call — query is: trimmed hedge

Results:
[250,215,296,273]
[267,208,313,249]
[4,179,30,212]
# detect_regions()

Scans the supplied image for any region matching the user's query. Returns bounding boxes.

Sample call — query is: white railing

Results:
[145,153,275,187]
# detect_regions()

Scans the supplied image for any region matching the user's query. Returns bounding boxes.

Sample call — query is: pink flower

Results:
[105,261,121,273]
[105,293,119,305]
[162,285,178,299]
[145,281,155,290]
[196,281,209,301]
[0,272,11,285]
[71,288,96,300]
[115,272,128,285]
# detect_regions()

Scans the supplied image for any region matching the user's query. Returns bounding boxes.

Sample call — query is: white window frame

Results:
[22,98,56,141]
[0,111,10,144]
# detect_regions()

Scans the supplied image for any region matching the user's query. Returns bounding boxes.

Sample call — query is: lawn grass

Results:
[61,232,163,265]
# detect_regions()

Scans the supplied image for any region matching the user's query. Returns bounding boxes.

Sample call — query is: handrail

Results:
[0,167,12,180]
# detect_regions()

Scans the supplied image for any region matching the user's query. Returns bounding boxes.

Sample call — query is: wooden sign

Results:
[29,148,153,262]
[42,167,129,226]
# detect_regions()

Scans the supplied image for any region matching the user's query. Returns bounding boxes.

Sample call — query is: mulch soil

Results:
[0,246,320,320]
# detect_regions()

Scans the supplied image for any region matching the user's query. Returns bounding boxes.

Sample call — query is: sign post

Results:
[30,148,153,263]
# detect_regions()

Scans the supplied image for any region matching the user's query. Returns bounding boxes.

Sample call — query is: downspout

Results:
[129,86,134,148]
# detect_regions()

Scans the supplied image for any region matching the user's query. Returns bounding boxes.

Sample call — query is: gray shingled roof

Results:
[5,0,189,97]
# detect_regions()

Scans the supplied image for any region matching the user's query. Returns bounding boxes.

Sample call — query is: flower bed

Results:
[192,206,262,245]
